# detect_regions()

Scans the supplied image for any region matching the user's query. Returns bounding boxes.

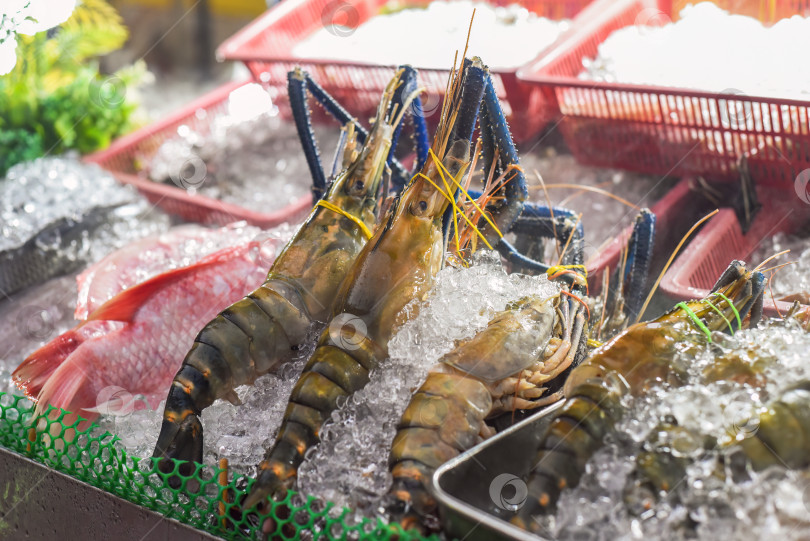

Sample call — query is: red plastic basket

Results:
[585,176,699,296]
[517,0,810,189]
[84,80,313,228]
[216,0,596,142]
[661,188,809,318]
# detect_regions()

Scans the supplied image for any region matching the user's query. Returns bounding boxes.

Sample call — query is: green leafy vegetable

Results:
[0,129,44,175]
[0,0,143,175]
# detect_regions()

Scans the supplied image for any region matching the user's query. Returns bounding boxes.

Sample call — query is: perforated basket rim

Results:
[215,0,603,142]
[512,0,810,188]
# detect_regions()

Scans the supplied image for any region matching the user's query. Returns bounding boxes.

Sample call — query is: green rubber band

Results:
[676,302,713,343]
[712,291,741,330]
[703,298,734,335]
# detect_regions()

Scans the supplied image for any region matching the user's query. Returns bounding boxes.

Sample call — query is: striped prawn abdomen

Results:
[154,279,313,465]
[736,384,810,471]
[387,371,493,530]
[523,381,620,515]
[243,337,381,508]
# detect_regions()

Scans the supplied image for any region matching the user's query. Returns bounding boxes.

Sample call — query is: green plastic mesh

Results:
[0,392,439,541]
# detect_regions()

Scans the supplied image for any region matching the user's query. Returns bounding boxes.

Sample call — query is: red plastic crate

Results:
[517,0,810,189]
[84,80,313,228]
[585,176,698,296]
[661,188,809,318]
[216,0,596,142]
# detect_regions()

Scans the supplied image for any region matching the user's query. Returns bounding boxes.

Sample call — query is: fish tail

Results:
[31,358,92,420]
[12,331,83,400]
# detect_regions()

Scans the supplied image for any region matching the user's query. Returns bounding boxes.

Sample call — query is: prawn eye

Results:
[410,199,429,216]
[354,180,364,191]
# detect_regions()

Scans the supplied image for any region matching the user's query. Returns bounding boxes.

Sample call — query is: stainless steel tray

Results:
[432,402,563,541]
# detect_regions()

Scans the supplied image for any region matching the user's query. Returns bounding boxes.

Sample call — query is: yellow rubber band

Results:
[316,200,373,240]
[546,265,588,279]
[416,172,495,251]
[429,148,505,239]
[431,151,461,253]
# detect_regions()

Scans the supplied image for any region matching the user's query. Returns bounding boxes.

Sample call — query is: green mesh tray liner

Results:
[0,392,438,541]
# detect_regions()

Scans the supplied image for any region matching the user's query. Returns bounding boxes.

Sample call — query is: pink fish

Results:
[74,222,264,320]
[12,226,285,420]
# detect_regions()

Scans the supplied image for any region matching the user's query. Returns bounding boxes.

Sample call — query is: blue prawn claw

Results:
[288,66,429,200]
[457,65,588,280]
[618,208,656,321]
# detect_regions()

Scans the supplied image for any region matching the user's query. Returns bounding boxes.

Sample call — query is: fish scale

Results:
[12,237,274,421]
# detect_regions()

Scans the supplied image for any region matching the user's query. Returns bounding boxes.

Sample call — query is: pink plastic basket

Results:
[661,188,809,318]
[84,80,313,228]
[216,0,596,142]
[517,0,810,188]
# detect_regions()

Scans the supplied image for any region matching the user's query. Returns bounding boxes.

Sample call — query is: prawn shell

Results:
[440,295,555,383]
[739,386,810,470]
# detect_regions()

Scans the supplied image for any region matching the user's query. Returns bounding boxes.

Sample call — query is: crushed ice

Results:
[148,83,338,214]
[544,320,810,541]
[753,232,809,304]
[0,156,140,252]
[581,2,810,101]
[293,1,569,69]
[297,251,559,515]
[0,157,172,296]
[579,3,810,134]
